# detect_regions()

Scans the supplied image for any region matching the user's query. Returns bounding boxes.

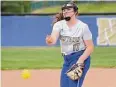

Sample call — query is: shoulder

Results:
[53,20,65,26]
[52,20,65,31]
[53,20,65,30]
[78,20,91,34]
[78,20,88,28]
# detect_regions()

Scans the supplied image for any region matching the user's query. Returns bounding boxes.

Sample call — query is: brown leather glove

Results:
[66,63,84,80]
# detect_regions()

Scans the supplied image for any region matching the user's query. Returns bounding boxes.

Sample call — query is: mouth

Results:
[63,14,70,17]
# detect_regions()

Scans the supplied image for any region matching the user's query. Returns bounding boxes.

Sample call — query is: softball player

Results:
[46,1,94,87]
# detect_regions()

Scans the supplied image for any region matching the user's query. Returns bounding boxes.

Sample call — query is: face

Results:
[62,7,75,17]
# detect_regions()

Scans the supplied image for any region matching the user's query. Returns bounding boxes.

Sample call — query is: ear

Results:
[75,11,78,15]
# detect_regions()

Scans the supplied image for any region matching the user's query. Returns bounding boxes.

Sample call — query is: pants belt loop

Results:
[62,53,65,57]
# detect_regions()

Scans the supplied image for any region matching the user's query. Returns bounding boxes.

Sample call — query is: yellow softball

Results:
[21,69,30,79]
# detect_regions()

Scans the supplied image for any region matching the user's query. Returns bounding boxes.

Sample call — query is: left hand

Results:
[66,63,84,80]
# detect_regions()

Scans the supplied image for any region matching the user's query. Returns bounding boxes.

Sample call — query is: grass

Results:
[1,47,116,70]
[91,47,116,68]
[32,2,116,13]
[1,47,63,70]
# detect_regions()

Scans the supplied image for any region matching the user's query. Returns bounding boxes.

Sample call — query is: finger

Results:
[46,35,52,39]
[46,35,51,39]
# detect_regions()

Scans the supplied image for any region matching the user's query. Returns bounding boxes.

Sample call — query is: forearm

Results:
[77,46,94,63]
[50,34,57,44]
[46,32,58,45]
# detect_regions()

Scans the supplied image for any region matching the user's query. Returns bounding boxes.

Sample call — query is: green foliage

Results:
[32,2,116,13]
[2,1,116,14]
[1,1,31,14]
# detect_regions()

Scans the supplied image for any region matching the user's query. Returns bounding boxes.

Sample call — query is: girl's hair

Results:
[52,11,78,26]
[52,2,78,26]
[52,12,64,26]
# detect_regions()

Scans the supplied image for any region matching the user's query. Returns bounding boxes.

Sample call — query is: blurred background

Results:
[1,0,116,46]
[1,0,116,70]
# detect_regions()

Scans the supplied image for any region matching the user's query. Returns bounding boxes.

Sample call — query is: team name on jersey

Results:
[59,35,80,44]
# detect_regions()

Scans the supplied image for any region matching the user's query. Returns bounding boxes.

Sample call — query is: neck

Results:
[67,17,77,25]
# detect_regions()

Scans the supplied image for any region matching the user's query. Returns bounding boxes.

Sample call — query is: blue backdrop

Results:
[1,15,99,46]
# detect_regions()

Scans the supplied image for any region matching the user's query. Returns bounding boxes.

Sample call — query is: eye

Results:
[67,8,72,10]
[62,9,65,12]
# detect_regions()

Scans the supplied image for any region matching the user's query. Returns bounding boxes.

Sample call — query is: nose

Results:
[63,11,67,14]
[63,9,69,13]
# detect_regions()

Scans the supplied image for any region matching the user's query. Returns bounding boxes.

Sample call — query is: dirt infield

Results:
[1,68,116,87]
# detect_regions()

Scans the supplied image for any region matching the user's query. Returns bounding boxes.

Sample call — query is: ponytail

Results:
[52,12,64,26]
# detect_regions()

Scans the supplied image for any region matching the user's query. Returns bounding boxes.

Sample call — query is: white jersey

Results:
[52,19,92,55]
